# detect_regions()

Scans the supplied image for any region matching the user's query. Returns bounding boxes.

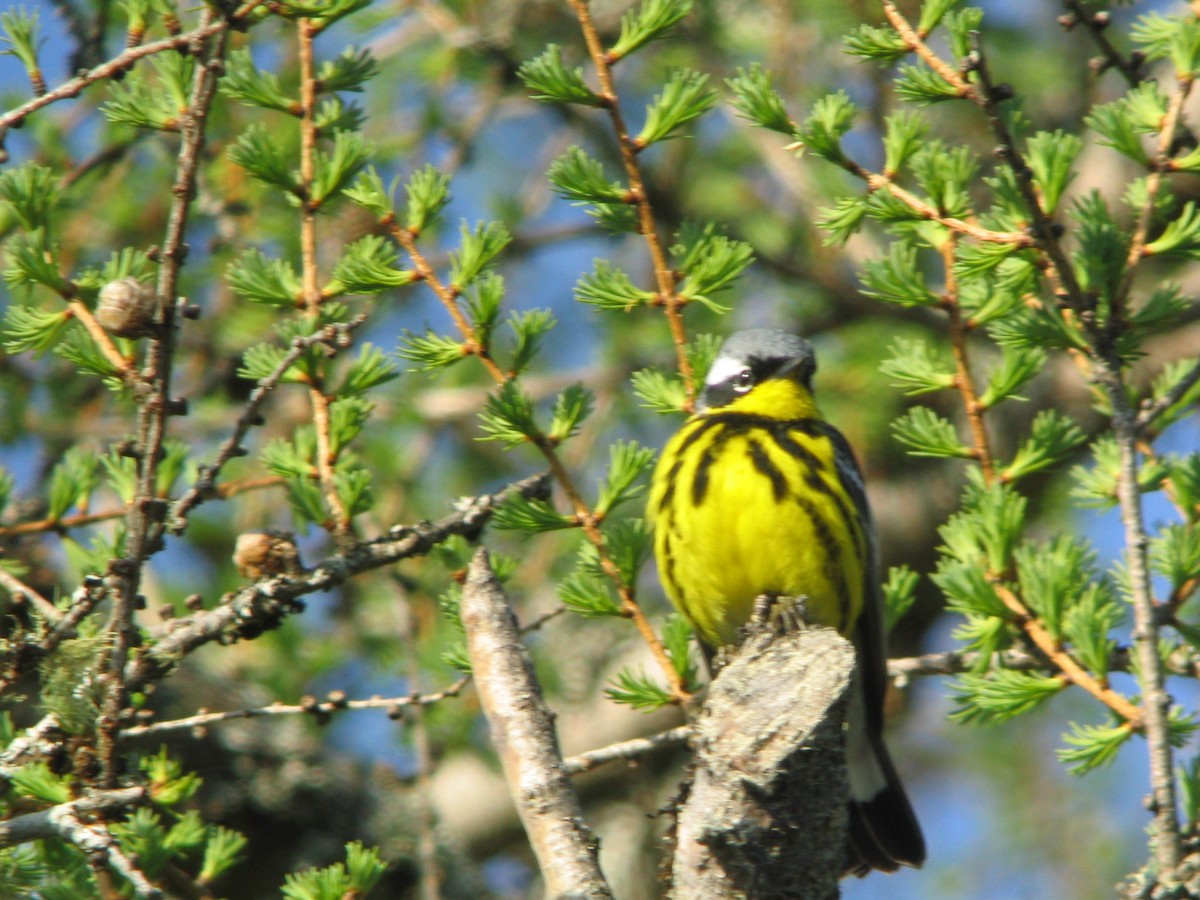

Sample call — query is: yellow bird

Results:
[648,328,925,875]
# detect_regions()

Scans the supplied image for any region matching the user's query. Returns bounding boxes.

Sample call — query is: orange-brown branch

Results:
[1119,74,1193,311]
[67,299,135,375]
[567,0,694,410]
[297,18,351,535]
[387,218,687,702]
[387,221,508,384]
[881,1,974,97]
[939,239,995,482]
[858,171,1033,247]
[992,581,1143,725]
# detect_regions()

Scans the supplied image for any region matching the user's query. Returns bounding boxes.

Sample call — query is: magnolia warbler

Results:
[647,328,925,876]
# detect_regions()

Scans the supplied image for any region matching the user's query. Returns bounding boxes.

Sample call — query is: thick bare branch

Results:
[0,787,146,849]
[673,624,853,899]
[0,787,159,897]
[461,549,612,899]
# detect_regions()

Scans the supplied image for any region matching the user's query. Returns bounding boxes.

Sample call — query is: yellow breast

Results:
[648,380,866,649]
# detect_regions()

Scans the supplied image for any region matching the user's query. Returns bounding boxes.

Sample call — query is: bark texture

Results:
[673,625,854,900]
[461,549,613,900]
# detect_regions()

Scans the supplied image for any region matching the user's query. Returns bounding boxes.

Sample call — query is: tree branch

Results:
[561,724,692,777]
[387,216,687,702]
[940,236,995,480]
[125,472,550,690]
[119,677,470,740]
[1136,357,1200,435]
[673,624,853,899]
[0,9,258,136]
[1117,72,1193,314]
[296,16,352,537]
[168,317,367,533]
[566,0,695,407]
[0,566,61,622]
[100,16,230,788]
[1061,0,1145,87]
[991,581,1143,725]
[460,549,612,899]
[881,1,973,97]
[1105,360,1183,876]
[0,787,147,850]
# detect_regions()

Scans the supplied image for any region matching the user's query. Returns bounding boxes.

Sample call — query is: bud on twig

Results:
[96,278,159,338]
[233,530,302,579]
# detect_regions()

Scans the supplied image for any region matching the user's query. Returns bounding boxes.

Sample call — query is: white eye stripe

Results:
[704,355,749,387]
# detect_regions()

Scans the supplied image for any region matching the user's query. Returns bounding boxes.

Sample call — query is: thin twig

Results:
[1,475,280,540]
[0,476,282,539]
[857,171,1034,246]
[881,1,974,96]
[387,225,508,382]
[888,647,1033,681]
[119,677,471,739]
[109,636,1200,743]
[0,18,234,133]
[810,136,1034,244]
[884,645,1200,680]
[1062,0,1145,87]
[560,724,691,776]
[1166,577,1200,619]
[0,566,62,622]
[168,318,367,533]
[567,0,695,409]
[67,299,135,377]
[0,507,123,537]
[965,33,1087,306]
[519,605,567,634]
[392,575,443,900]
[1136,357,1200,434]
[1118,75,1193,313]
[993,579,1142,724]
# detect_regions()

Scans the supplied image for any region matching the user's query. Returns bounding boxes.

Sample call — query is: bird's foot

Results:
[747,593,810,641]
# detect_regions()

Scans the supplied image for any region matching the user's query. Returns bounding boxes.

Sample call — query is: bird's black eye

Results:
[732,369,754,393]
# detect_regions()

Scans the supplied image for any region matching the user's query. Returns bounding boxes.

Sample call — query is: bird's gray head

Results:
[698,329,817,412]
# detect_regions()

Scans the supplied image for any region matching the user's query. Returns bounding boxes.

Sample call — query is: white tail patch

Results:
[846,680,887,801]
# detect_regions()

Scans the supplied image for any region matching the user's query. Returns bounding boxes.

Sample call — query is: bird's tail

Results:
[844,725,925,876]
